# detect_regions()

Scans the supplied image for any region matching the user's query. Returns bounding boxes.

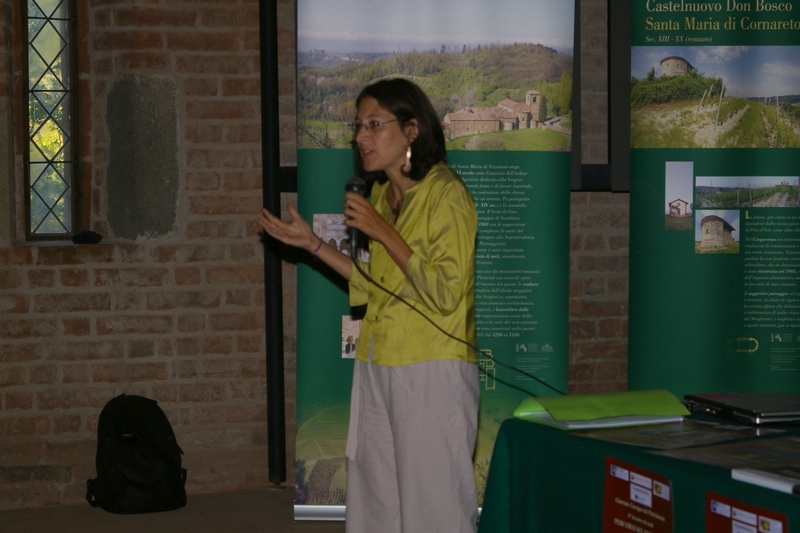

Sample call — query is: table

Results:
[478,417,800,532]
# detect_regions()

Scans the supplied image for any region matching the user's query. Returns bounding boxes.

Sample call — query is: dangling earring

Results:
[402,146,412,173]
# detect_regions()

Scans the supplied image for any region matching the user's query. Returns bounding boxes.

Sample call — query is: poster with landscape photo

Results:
[628,3,800,399]
[294,0,574,516]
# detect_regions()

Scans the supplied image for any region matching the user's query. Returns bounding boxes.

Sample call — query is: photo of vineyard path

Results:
[696,178,800,209]
[631,56,800,150]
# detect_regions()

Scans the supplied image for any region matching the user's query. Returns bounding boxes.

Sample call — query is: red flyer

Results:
[603,457,674,533]
[706,491,788,533]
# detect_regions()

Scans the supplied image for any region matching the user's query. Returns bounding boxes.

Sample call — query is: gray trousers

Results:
[345,357,480,533]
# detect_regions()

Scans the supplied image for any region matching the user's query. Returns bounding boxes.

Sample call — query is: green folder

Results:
[514,389,690,430]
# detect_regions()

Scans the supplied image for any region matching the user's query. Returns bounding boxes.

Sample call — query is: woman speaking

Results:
[257,78,479,533]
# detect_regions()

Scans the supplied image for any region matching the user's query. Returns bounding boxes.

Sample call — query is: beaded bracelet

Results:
[311,236,323,256]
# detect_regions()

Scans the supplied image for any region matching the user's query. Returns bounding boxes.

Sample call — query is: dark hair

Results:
[352,78,446,183]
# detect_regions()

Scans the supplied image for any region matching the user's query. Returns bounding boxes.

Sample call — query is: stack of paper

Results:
[731,466,800,495]
[514,389,690,430]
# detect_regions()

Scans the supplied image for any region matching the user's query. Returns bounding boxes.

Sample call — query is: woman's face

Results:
[354,96,414,178]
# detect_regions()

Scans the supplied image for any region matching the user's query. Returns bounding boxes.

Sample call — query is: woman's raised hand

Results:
[257,204,318,253]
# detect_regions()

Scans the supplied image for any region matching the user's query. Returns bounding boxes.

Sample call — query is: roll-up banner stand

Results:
[294,0,575,519]
[628,2,800,398]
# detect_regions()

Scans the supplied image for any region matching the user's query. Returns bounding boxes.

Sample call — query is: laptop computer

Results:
[683,392,800,425]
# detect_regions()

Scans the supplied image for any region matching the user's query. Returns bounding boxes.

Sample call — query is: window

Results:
[24,0,78,238]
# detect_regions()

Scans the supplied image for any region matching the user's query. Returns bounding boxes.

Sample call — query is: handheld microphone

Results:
[344,177,367,260]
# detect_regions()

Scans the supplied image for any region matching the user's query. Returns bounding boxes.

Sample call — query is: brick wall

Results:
[569,0,629,393]
[569,192,629,392]
[0,0,626,509]
[0,0,279,509]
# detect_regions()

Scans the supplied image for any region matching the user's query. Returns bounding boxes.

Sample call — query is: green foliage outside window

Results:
[26,0,74,236]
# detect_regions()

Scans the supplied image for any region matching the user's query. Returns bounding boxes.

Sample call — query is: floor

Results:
[0,487,346,533]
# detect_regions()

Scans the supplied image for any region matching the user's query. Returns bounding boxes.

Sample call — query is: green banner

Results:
[454,150,570,498]
[295,149,570,508]
[628,1,800,398]
[295,0,574,514]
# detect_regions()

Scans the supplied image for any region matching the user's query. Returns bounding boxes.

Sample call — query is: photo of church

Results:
[443,90,543,139]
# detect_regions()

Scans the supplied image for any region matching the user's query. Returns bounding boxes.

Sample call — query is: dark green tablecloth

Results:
[478,417,800,532]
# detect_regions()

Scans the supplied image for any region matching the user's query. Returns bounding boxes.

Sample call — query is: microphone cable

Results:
[349,256,566,397]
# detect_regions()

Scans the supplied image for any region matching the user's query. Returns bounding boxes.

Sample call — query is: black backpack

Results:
[86,394,187,514]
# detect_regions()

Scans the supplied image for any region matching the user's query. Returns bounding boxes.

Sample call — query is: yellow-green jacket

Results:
[349,162,478,366]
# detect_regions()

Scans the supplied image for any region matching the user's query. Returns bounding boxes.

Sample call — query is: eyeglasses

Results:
[349,119,398,134]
